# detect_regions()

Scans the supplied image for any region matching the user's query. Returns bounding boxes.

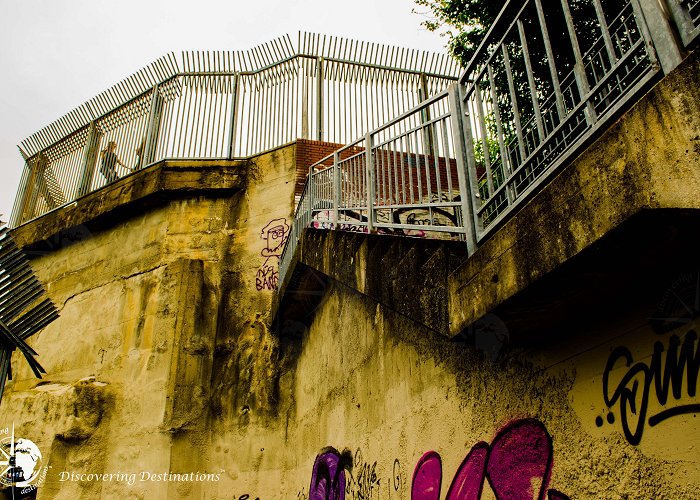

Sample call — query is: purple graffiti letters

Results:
[256,259,279,291]
[309,447,352,500]
[411,419,568,500]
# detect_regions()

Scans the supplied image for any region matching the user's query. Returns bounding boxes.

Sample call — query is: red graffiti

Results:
[412,419,569,500]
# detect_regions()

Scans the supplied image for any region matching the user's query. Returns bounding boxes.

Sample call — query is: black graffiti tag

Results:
[601,330,700,445]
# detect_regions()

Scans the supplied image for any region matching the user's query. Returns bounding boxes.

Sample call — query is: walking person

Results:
[99,141,130,184]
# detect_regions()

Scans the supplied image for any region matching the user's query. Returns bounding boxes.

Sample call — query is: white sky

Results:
[0,0,450,223]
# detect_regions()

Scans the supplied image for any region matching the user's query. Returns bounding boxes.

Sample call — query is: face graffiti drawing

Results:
[260,218,290,258]
[256,218,290,291]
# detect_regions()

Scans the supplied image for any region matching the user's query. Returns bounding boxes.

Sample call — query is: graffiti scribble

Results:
[256,218,289,291]
[600,330,699,445]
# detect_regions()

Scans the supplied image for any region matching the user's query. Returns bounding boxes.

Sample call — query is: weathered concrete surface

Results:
[448,49,700,336]
[277,268,699,499]
[273,230,469,336]
[2,145,297,499]
[11,159,248,251]
[0,49,698,500]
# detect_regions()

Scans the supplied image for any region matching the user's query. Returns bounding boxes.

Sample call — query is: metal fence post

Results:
[308,166,315,225]
[448,84,478,253]
[317,57,324,142]
[419,73,435,157]
[13,156,39,227]
[365,133,375,232]
[631,0,685,74]
[333,151,340,229]
[560,0,597,126]
[76,121,103,198]
[664,0,700,48]
[227,72,240,159]
[142,84,164,168]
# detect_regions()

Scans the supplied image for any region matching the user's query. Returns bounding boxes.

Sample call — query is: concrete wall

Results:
[1,146,298,499]
[0,51,698,500]
[280,275,699,500]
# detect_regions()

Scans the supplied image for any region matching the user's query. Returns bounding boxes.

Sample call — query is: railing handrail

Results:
[307,88,452,172]
[278,0,697,289]
[458,0,526,84]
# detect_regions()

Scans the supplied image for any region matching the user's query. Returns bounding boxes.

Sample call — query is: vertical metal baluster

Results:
[487,64,514,205]
[244,78,253,156]
[189,75,203,158]
[211,76,222,157]
[405,126,414,205]
[431,111,443,206]
[333,151,340,229]
[413,127,425,205]
[440,118,454,203]
[560,0,597,126]
[593,0,618,65]
[308,165,315,223]
[517,19,546,143]
[143,84,164,167]
[502,45,527,165]
[263,69,271,151]
[213,74,225,157]
[177,75,192,157]
[76,121,102,197]
[449,84,478,250]
[474,84,496,197]
[202,76,214,157]
[365,133,375,232]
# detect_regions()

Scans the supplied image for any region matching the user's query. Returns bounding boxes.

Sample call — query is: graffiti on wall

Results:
[597,271,700,445]
[411,419,568,500]
[303,448,405,500]
[310,221,426,238]
[305,419,568,500]
[308,447,352,500]
[256,218,290,291]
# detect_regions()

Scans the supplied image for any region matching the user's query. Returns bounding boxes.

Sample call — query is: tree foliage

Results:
[414,0,507,65]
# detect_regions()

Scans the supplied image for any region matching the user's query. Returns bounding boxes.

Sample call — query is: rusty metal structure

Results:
[0,225,59,403]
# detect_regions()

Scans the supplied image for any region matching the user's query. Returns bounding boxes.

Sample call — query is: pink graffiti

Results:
[412,419,569,500]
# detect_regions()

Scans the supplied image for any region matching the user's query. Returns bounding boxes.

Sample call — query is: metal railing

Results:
[279,0,695,287]
[461,0,660,236]
[279,86,470,283]
[667,0,700,46]
[10,33,461,227]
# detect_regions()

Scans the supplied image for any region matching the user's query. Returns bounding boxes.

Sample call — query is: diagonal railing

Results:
[279,0,695,287]
[10,33,461,227]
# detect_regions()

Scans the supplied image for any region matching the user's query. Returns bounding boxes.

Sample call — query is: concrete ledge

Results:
[11,159,249,248]
[447,49,700,336]
[273,229,469,336]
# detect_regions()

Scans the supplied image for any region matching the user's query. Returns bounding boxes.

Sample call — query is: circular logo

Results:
[0,436,43,487]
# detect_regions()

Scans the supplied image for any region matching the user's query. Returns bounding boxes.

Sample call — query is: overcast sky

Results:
[0,0,451,223]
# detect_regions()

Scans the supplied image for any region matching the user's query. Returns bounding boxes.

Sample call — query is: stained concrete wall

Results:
[2,146,298,499]
[0,49,698,500]
[280,274,699,499]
